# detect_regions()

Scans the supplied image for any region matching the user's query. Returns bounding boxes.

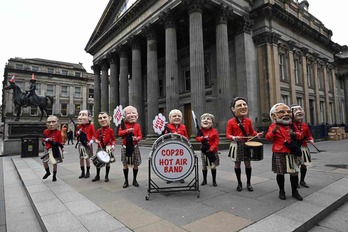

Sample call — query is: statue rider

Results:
[24,74,39,107]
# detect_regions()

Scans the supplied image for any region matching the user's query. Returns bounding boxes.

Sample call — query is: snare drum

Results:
[92,150,110,168]
[244,141,263,161]
[150,133,195,182]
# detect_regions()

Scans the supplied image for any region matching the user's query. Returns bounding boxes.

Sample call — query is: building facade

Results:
[2,57,94,129]
[85,0,347,137]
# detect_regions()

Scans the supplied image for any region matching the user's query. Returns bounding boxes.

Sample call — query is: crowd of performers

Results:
[40,99,315,201]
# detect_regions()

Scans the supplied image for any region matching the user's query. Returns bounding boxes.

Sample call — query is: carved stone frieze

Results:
[253,31,280,45]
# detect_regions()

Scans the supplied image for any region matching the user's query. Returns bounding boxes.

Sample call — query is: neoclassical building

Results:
[85,0,347,137]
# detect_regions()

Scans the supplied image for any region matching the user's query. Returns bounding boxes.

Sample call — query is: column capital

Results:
[159,10,176,29]
[216,5,233,25]
[286,40,296,51]
[253,31,280,45]
[101,60,109,70]
[236,14,254,35]
[92,64,101,73]
[129,36,141,50]
[183,0,206,13]
[117,46,129,58]
[143,25,157,41]
[300,47,309,56]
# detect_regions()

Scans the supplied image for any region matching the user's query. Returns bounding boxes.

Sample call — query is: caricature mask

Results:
[291,105,305,122]
[270,103,292,125]
[200,113,215,129]
[98,112,111,127]
[169,109,182,125]
[78,110,91,125]
[46,115,59,130]
[124,106,138,123]
[231,98,248,117]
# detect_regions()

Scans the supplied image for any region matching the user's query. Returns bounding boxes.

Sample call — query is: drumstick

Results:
[247,134,258,141]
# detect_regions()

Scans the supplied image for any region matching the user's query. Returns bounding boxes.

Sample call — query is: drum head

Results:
[245,141,262,147]
[151,135,195,182]
[97,151,110,163]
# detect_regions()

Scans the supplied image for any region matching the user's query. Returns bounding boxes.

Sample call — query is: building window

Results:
[318,66,324,90]
[75,72,81,77]
[30,106,38,116]
[61,86,68,96]
[296,97,303,107]
[88,104,94,117]
[88,88,94,99]
[47,84,54,96]
[159,79,164,98]
[62,70,68,75]
[61,103,68,116]
[328,70,333,92]
[184,69,191,92]
[47,67,54,74]
[294,58,302,85]
[279,53,287,81]
[32,66,39,72]
[306,63,313,88]
[75,87,81,98]
[319,101,325,124]
[281,94,289,105]
[74,104,80,116]
[15,63,23,70]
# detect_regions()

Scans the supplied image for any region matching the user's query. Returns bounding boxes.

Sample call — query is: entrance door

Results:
[184,104,192,136]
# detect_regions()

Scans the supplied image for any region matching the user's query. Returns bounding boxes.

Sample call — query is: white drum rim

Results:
[151,138,195,182]
[97,150,110,163]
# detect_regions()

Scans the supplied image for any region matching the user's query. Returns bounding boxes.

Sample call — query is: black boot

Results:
[201,170,207,186]
[133,169,139,187]
[52,171,57,182]
[277,174,286,200]
[123,169,129,188]
[85,166,90,178]
[92,168,100,182]
[300,167,309,188]
[79,166,85,179]
[246,167,253,191]
[105,166,110,182]
[211,169,217,187]
[43,168,51,179]
[235,168,242,191]
[290,175,303,201]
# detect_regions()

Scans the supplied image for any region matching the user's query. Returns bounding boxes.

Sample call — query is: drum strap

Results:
[235,117,248,137]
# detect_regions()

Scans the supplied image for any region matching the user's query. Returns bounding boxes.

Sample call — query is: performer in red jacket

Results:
[266,103,304,201]
[226,97,263,192]
[92,112,116,182]
[291,104,314,188]
[196,113,219,187]
[41,115,64,182]
[76,110,95,179]
[118,106,143,188]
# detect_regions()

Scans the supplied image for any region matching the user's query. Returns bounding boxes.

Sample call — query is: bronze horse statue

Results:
[5,82,54,121]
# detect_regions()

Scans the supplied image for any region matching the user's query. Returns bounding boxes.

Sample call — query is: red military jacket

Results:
[266,123,304,153]
[77,123,95,142]
[166,123,189,139]
[95,126,116,148]
[226,117,257,141]
[42,129,63,150]
[196,127,219,153]
[293,121,314,147]
[118,122,142,146]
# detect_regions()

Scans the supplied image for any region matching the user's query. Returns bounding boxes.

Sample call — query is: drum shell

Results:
[244,142,263,161]
[92,151,110,168]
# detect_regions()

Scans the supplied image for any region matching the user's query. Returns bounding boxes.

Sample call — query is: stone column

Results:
[101,61,109,113]
[130,37,144,130]
[188,2,205,119]
[343,73,348,123]
[92,64,101,128]
[287,41,296,104]
[301,47,310,123]
[109,54,119,116]
[145,26,159,137]
[215,6,231,132]
[312,54,320,124]
[119,47,129,107]
[163,11,179,113]
[322,60,331,123]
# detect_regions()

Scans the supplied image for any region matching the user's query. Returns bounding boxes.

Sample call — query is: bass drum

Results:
[150,134,195,182]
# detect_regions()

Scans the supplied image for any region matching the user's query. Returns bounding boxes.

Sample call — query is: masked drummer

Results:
[226,97,263,192]
[196,113,219,187]
[118,106,143,188]
[76,110,95,179]
[92,112,116,182]
[163,109,189,184]
[291,104,314,188]
[265,103,304,201]
[41,115,64,182]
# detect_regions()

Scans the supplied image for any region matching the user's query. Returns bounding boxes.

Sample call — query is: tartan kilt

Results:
[272,152,298,174]
[121,146,141,166]
[235,141,251,162]
[200,152,220,169]
[78,144,93,158]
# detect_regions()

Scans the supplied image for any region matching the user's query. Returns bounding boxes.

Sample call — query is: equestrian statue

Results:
[5,74,54,121]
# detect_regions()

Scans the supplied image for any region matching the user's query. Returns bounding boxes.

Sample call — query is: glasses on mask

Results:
[275,110,291,114]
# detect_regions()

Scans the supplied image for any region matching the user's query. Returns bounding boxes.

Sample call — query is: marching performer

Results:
[118,106,143,188]
[291,104,314,188]
[92,112,116,182]
[41,115,64,182]
[226,97,262,192]
[76,110,95,179]
[163,109,189,183]
[266,103,304,200]
[196,113,219,187]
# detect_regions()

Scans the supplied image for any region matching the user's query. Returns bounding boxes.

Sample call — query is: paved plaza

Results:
[1,138,348,231]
